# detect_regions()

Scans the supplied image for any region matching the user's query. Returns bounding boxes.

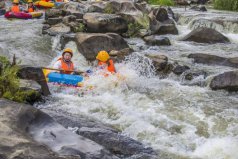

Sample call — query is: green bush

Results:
[126,22,143,37]
[213,0,238,11]
[148,0,175,6]
[0,56,38,103]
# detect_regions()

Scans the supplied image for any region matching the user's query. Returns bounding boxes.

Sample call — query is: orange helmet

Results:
[62,48,73,57]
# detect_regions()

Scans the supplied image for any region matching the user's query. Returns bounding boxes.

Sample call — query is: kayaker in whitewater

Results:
[96,50,116,74]
[53,48,75,74]
[26,0,36,13]
[9,0,23,13]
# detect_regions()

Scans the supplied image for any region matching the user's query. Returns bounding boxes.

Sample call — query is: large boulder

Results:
[0,99,79,159]
[47,17,63,25]
[42,109,157,158]
[83,13,128,33]
[78,127,156,156]
[188,53,238,68]
[210,71,238,91]
[148,7,178,35]
[17,65,50,96]
[75,33,129,61]
[62,2,87,19]
[181,27,230,43]
[143,35,171,46]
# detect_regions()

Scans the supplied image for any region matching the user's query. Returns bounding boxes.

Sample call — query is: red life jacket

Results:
[57,58,74,74]
[98,59,116,73]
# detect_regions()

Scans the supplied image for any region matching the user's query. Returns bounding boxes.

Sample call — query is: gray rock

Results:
[83,13,128,33]
[109,48,133,62]
[17,65,50,96]
[75,33,129,61]
[181,27,230,43]
[143,35,171,46]
[47,23,71,36]
[63,15,77,25]
[188,53,238,68]
[62,2,86,19]
[45,9,63,20]
[173,65,190,75]
[146,54,172,75]
[47,17,63,25]
[148,8,178,35]
[0,99,80,159]
[78,127,156,156]
[19,79,42,104]
[0,9,6,16]
[210,71,238,91]
[60,33,76,49]
[184,70,207,81]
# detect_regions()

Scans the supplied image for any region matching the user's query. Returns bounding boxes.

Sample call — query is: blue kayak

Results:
[47,72,84,86]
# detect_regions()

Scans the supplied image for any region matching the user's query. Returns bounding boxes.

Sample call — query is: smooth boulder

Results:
[83,13,128,33]
[181,27,230,43]
[210,71,238,91]
[188,53,238,68]
[75,33,129,61]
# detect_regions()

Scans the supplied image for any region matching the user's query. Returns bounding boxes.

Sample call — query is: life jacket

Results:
[98,59,116,74]
[11,5,20,13]
[28,6,34,12]
[58,58,74,74]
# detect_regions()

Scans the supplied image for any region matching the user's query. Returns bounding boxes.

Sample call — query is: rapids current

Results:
[1,8,238,159]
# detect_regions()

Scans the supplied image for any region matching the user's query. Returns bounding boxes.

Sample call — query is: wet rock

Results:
[29,112,117,159]
[156,19,178,35]
[146,54,172,75]
[19,79,42,104]
[181,27,230,43]
[0,99,80,159]
[75,33,129,61]
[87,2,105,13]
[188,53,238,68]
[173,65,190,75]
[148,8,178,35]
[210,71,238,91]
[62,2,86,19]
[124,153,157,159]
[60,33,76,49]
[83,13,128,33]
[109,48,133,62]
[45,9,63,20]
[78,127,156,156]
[62,15,77,25]
[47,17,63,25]
[143,35,171,46]
[47,23,71,36]
[17,65,50,96]
[190,5,207,11]
[184,70,207,80]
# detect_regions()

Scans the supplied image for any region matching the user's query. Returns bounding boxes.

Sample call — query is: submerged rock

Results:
[181,27,230,43]
[188,53,238,68]
[172,65,190,75]
[143,35,171,46]
[75,33,129,61]
[47,23,71,36]
[210,71,238,91]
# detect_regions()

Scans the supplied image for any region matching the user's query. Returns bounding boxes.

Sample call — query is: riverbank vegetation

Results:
[148,0,175,6]
[213,0,238,11]
[0,56,39,103]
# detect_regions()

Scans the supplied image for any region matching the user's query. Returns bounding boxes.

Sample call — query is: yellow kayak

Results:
[29,12,43,18]
[34,1,55,8]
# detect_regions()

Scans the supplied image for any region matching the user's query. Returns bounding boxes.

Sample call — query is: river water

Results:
[1,8,238,159]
